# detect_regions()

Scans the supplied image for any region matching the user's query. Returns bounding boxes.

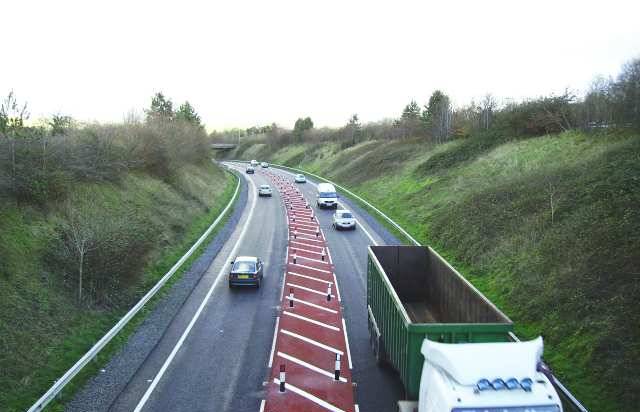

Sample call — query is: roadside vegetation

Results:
[0,93,234,411]
[219,57,640,411]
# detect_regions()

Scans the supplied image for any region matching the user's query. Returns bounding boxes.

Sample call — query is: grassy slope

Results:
[227,131,640,411]
[0,162,235,411]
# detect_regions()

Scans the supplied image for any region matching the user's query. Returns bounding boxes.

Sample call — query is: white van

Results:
[316,182,338,209]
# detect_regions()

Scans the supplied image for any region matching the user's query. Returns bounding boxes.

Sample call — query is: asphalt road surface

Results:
[106,162,403,412]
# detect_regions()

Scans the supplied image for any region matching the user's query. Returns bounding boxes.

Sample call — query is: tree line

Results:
[215,56,639,148]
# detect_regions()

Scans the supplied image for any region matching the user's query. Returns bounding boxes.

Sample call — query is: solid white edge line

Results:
[286,282,335,298]
[288,271,333,285]
[282,311,340,331]
[280,271,286,300]
[259,399,265,412]
[277,352,347,383]
[273,379,346,412]
[289,222,318,230]
[277,165,385,247]
[353,216,379,246]
[268,316,280,368]
[332,272,342,302]
[291,240,324,251]
[133,173,259,412]
[289,246,324,256]
[342,318,353,369]
[292,255,330,265]
[291,263,331,273]
[292,235,324,243]
[280,329,344,355]
[27,167,242,412]
[286,296,338,314]
[355,404,360,412]
[326,247,333,264]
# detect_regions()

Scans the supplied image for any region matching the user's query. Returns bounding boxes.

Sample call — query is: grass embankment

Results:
[0,162,236,412]
[226,131,640,412]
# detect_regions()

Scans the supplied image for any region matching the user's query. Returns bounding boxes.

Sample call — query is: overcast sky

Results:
[2,0,639,130]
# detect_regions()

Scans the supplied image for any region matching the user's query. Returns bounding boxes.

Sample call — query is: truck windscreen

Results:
[319,192,337,198]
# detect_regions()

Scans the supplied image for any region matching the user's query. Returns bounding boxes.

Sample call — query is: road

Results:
[107,162,403,412]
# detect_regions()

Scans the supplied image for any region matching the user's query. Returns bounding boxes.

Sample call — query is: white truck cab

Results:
[316,182,338,209]
[415,337,562,412]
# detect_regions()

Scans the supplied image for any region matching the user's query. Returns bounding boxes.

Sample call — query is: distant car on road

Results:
[229,256,264,287]
[246,166,255,174]
[250,159,258,166]
[333,209,356,230]
[258,184,273,197]
[294,174,306,183]
[261,162,269,168]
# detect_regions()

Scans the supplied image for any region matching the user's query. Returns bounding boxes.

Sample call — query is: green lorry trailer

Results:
[366,245,514,400]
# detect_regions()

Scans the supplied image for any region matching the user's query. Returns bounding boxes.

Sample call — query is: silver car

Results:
[294,174,306,183]
[332,209,356,230]
[258,184,273,197]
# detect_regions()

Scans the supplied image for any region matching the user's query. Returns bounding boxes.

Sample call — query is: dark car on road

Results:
[246,166,255,174]
[229,256,263,288]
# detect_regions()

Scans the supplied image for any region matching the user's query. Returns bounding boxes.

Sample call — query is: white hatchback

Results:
[258,184,273,197]
[332,209,356,230]
[294,174,306,183]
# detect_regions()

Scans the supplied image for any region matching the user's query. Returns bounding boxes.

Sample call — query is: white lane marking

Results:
[291,255,329,265]
[286,296,337,314]
[332,272,341,302]
[133,174,260,412]
[272,378,346,412]
[282,311,340,331]
[326,247,333,264]
[293,234,324,243]
[355,404,360,412]
[284,246,289,264]
[289,222,318,230]
[289,246,324,256]
[288,271,332,285]
[287,282,334,298]
[291,225,320,234]
[277,351,347,383]
[278,167,383,246]
[280,329,344,355]
[291,240,324,251]
[341,318,353,369]
[268,316,280,367]
[355,218,379,246]
[259,399,265,412]
[291,263,331,273]
[280,271,286,300]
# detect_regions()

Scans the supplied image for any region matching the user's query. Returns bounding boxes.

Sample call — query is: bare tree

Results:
[61,200,98,303]
[480,94,497,130]
[544,178,561,225]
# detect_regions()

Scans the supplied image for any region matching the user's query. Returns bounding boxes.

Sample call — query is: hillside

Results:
[223,130,640,411]
[0,161,234,411]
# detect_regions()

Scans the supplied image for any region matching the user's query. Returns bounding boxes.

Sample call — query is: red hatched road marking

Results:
[262,171,356,412]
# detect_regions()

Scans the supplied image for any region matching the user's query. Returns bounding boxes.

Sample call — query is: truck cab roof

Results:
[317,182,336,193]
[421,337,562,410]
[422,337,542,385]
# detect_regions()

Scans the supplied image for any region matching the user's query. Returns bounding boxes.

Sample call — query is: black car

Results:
[246,166,255,174]
[229,256,263,288]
